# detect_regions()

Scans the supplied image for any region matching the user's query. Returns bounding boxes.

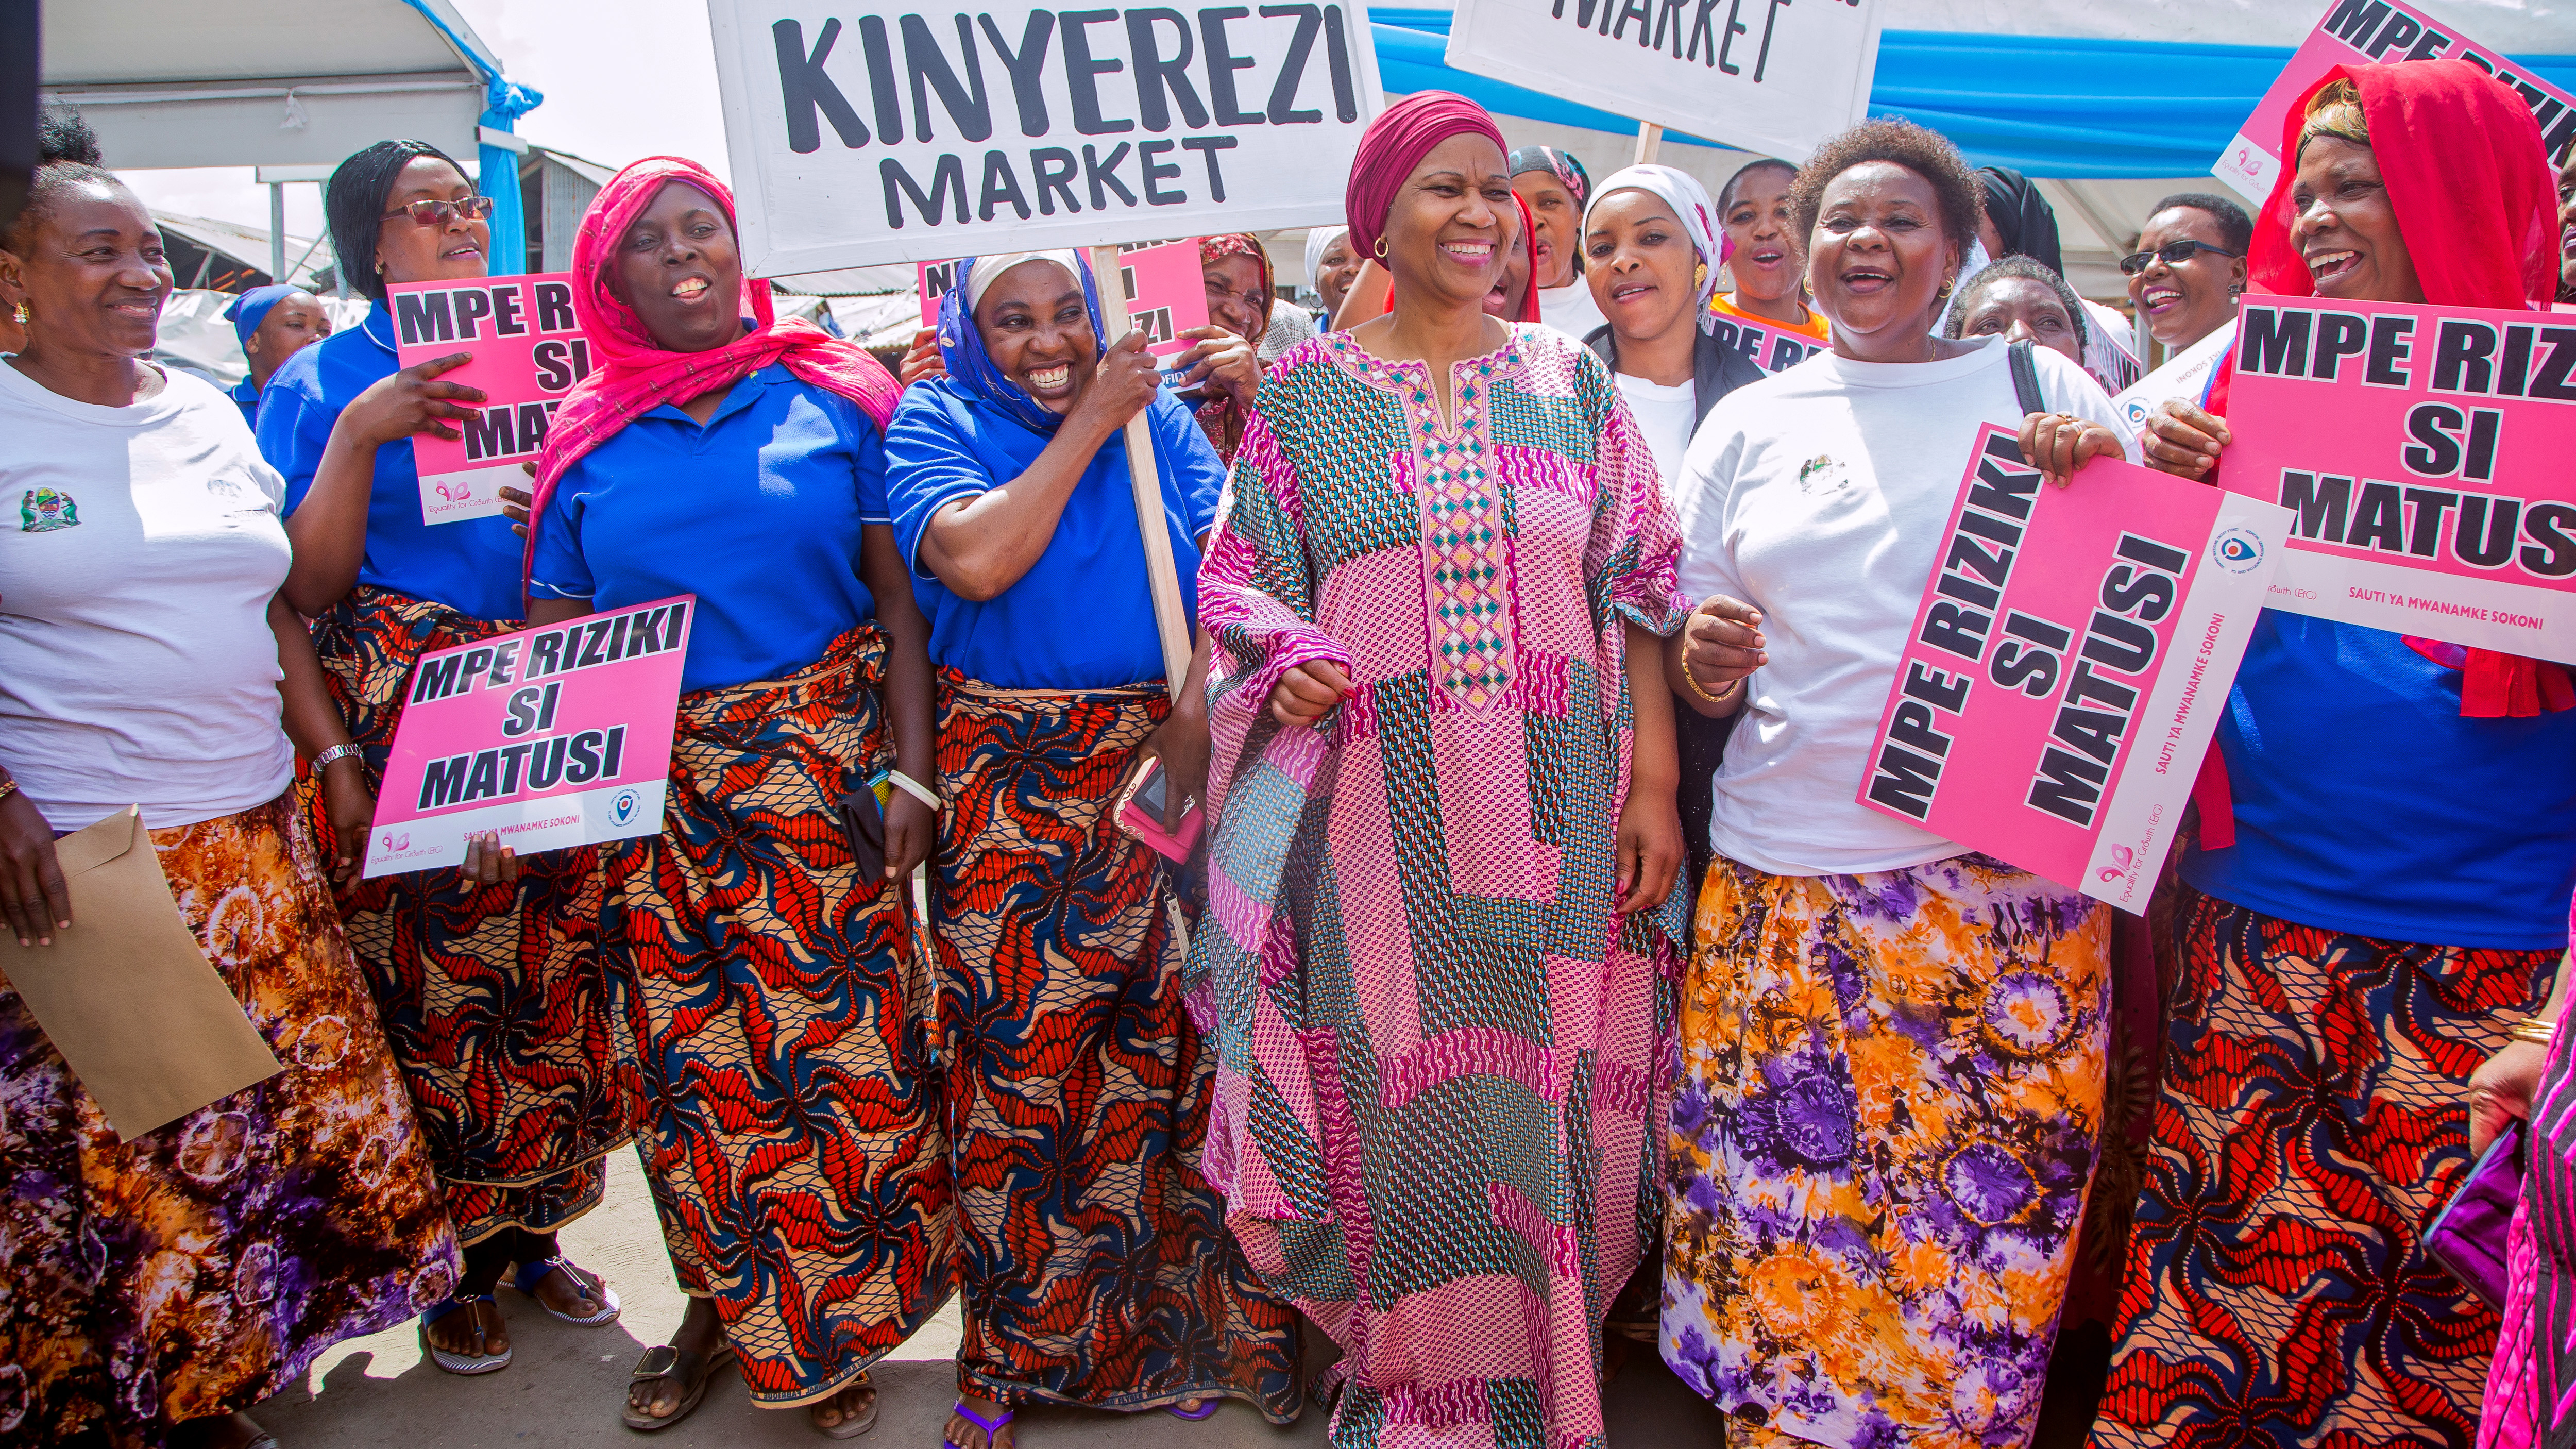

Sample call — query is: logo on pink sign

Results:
[362,596,694,877]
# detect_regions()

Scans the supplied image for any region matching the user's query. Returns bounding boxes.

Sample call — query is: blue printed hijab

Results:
[934,250,1107,437]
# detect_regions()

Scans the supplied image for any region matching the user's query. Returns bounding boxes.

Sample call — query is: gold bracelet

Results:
[1682,666,1744,709]
[2511,1016,2558,1047]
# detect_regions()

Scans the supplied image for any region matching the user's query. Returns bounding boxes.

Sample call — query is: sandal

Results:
[511,1254,622,1326]
[812,1369,879,1439]
[948,1399,1015,1448]
[622,1341,737,1431]
[419,1293,511,1375]
[1167,1397,1220,1421]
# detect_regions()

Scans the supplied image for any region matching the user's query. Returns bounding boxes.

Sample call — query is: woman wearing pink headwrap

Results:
[1189,91,1692,1448]
[518,158,951,1439]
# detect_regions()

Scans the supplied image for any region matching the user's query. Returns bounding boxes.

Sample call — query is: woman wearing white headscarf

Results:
[1301,225,1358,326]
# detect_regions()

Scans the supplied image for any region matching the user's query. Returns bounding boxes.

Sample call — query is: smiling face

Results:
[245,290,332,387]
[1584,188,1696,345]
[1203,253,1268,340]
[2290,136,2421,304]
[1485,216,1532,319]
[974,259,1095,414]
[1807,161,1959,360]
[608,181,747,355]
[1317,232,1361,315]
[1722,163,1800,305]
[374,156,488,286]
[1512,171,1581,290]
[0,178,172,362]
[2127,206,2244,351]
[1955,275,2083,365]
[1382,132,1514,314]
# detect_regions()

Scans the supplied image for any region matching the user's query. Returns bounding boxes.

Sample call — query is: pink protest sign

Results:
[1856,427,2291,913]
[2213,0,2575,204]
[2218,297,2576,661]
[386,273,594,526]
[914,243,1209,360]
[1703,309,1825,375]
[361,596,692,877]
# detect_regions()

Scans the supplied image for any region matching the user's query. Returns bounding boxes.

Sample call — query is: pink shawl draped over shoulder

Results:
[520,156,903,592]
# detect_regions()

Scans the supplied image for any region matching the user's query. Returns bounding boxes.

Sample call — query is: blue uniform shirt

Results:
[528,365,889,694]
[884,380,1222,690]
[227,374,261,431]
[257,302,526,623]
[2181,614,2576,950]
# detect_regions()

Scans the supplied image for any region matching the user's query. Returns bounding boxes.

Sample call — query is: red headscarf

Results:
[522,156,903,588]
[1345,91,1509,262]
[2248,60,2557,309]
[1194,232,1277,462]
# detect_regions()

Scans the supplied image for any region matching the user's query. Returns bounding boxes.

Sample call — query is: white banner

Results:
[705,1,1387,274]
[1443,0,1882,163]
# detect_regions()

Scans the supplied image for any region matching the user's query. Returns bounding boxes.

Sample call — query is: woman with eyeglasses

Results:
[2112,193,2251,425]
[256,139,642,1377]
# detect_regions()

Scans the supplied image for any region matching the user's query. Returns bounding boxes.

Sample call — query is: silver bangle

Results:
[312,743,366,771]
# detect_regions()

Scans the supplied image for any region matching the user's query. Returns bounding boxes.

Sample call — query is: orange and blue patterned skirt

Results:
[606,627,954,1407]
[933,670,1300,1421]
[0,793,460,1444]
[306,585,643,1244]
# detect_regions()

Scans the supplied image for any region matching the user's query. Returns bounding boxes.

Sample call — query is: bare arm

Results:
[1616,620,1683,914]
[527,597,591,629]
[1664,595,1766,719]
[2470,949,2573,1155]
[270,594,374,885]
[1331,260,1393,331]
[281,352,484,614]
[861,524,939,879]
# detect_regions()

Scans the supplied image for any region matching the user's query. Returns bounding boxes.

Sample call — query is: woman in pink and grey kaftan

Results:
[1192,321,1692,1449]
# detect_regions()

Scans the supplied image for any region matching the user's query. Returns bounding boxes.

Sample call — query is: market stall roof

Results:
[152,210,333,292]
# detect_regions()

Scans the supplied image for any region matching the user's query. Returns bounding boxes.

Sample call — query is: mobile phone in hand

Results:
[1115,755,1202,863]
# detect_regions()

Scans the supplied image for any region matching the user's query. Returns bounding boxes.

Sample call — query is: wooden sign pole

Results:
[1089,243,1195,700]
[1634,123,1665,165]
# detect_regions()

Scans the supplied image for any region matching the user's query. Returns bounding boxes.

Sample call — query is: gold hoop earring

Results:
[1935,278,1955,302]
[1374,235,1388,260]
[10,302,25,327]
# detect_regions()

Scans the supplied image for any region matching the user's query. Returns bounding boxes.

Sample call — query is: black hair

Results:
[2146,191,2255,257]
[1790,119,1984,259]
[6,108,120,254]
[326,140,465,301]
[1943,254,2088,350]
[1718,158,1797,215]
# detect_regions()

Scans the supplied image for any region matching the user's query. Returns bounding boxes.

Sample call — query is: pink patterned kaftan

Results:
[1190,324,1691,1449]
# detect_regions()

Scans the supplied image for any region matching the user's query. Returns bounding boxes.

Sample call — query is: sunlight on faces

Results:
[1722,163,1801,305]
[2128,207,2243,350]
[1584,189,1697,344]
[1807,161,1959,356]
[974,259,1094,413]
[375,156,487,285]
[1316,233,1360,315]
[610,181,745,355]
[1383,133,1514,313]
[1,178,173,359]
[1512,171,1581,290]
[1202,253,1267,340]
[1955,275,2083,366]
[2290,136,2421,305]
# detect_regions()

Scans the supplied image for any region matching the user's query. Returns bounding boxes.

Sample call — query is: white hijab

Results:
[1581,164,1723,332]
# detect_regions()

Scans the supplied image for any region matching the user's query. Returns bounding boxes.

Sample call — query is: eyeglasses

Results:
[381,196,498,228]
[2119,239,2241,276]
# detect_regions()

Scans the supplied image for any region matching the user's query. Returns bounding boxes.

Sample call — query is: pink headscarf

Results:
[1345,91,1509,263]
[522,156,903,589]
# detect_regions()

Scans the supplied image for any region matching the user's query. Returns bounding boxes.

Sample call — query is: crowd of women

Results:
[2,46,2574,1449]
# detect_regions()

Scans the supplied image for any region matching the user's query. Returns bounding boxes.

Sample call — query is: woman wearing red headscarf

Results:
[518,158,951,1439]
[1188,91,1690,1448]
[2093,63,2574,1449]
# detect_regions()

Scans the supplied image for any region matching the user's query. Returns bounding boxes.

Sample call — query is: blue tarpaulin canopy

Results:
[1372,7,2576,176]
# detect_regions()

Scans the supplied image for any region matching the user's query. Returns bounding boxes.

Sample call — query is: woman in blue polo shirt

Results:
[521,157,946,1440]
[883,250,1300,1449]
[256,139,639,1376]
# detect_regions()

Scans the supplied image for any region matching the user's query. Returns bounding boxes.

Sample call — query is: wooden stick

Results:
[1088,243,1194,699]
[1633,123,1664,165]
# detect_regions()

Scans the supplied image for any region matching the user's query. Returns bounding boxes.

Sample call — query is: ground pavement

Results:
[258,1151,1730,1448]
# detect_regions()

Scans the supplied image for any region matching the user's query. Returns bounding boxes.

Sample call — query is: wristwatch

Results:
[312,743,366,772]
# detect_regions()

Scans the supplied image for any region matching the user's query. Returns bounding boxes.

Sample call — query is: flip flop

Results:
[1167,1398,1221,1421]
[622,1341,737,1431]
[813,1369,879,1439]
[949,1399,1015,1448]
[419,1294,511,1375]
[510,1254,622,1326]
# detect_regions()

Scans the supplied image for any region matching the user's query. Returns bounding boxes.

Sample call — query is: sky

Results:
[121,0,735,242]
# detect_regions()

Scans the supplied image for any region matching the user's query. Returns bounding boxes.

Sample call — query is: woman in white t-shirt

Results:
[0,155,459,1449]
[1655,119,2136,1449]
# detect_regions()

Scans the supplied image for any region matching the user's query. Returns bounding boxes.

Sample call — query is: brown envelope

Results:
[0,806,282,1140]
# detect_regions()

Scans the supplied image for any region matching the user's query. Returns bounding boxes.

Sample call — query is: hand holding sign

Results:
[2137,398,2233,480]
[341,351,484,447]
[1171,326,1261,408]
[1073,331,1166,440]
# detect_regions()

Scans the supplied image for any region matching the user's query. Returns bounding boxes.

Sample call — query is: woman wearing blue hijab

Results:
[882,251,1299,1449]
[221,282,329,427]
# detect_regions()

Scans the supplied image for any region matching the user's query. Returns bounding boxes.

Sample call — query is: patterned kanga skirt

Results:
[604,627,954,1407]
[2090,889,2553,1449]
[0,793,460,1444]
[307,585,643,1243]
[933,670,1300,1421]
[1666,853,2110,1449]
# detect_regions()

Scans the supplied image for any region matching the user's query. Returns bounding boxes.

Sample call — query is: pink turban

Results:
[1344,92,1509,263]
